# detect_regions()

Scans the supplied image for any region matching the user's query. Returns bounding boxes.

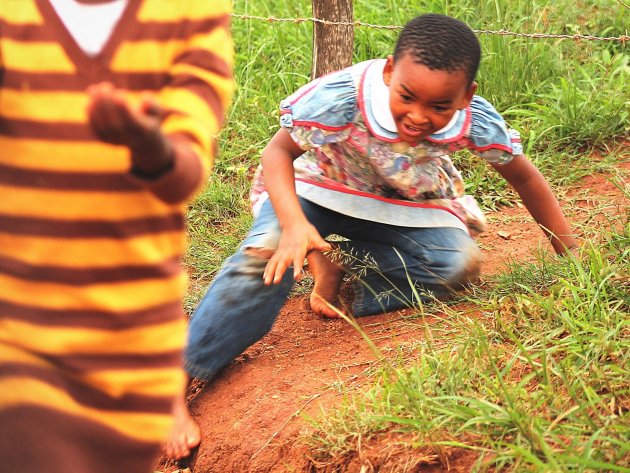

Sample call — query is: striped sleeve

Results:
[133,0,235,204]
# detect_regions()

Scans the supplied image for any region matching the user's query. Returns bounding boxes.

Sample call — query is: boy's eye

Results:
[400,94,413,103]
[432,105,448,112]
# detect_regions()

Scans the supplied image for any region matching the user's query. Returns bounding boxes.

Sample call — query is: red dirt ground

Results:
[157,163,628,473]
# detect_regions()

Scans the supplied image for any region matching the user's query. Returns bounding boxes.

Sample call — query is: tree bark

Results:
[311,0,354,79]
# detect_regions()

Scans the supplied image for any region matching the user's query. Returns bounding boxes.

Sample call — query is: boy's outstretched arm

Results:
[493,154,578,255]
[261,129,332,284]
[88,1,234,205]
[87,83,174,177]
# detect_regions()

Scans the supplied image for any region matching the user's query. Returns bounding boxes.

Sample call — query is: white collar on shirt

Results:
[48,0,129,56]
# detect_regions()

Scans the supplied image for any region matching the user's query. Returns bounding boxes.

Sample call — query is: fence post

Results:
[311,0,354,79]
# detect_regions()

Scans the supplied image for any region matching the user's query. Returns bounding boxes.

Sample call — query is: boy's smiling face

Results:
[383,53,476,144]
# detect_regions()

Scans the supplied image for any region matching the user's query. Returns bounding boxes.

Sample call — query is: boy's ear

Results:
[382,55,394,86]
[462,81,477,107]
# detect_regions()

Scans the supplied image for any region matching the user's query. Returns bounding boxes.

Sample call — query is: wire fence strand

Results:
[231,13,630,43]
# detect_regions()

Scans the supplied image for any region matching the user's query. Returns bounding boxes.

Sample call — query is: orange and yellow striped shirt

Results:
[0,0,233,471]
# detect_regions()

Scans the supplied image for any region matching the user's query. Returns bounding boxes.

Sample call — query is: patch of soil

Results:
[157,165,628,473]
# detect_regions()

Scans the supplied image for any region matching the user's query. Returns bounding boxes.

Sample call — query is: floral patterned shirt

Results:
[250,59,523,235]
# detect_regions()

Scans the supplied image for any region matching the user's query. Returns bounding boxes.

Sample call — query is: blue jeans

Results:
[185,198,481,380]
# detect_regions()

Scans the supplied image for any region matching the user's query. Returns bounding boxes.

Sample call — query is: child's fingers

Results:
[263,250,297,285]
[88,86,123,134]
[88,91,146,144]
[88,97,122,142]
[263,256,280,285]
[314,237,332,252]
[272,256,291,284]
[293,254,305,281]
[139,94,163,118]
[90,98,132,143]
[87,82,158,141]
[86,81,114,100]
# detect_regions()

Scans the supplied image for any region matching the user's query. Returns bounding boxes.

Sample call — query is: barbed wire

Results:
[616,0,629,9]
[231,13,629,43]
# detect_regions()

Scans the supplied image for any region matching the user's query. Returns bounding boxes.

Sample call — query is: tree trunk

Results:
[311,0,354,79]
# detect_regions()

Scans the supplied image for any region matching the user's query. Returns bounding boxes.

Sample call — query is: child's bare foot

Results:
[164,391,201,459]
[307,250,345,318]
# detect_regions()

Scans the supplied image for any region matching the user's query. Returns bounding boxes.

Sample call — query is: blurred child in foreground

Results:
[0,0,233,471]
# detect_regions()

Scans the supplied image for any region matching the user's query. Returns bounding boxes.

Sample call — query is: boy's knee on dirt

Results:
[241,226,282,267]
[382,234,482,290]
[438,241,482,289]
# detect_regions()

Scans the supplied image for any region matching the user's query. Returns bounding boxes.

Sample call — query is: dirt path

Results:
[157,165,628,473]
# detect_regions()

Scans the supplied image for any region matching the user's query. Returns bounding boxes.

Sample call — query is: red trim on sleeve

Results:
[281,74,354,132]
[287,120,354,132]
[466,141,513,153]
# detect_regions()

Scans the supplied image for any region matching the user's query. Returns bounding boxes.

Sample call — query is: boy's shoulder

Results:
[467,95,507,138]
[279,62,374,129]
[416,95,501,145]
[421,95,520,161]
[470,95,502,120]
[466,95,522,159]
[284,59,375,102]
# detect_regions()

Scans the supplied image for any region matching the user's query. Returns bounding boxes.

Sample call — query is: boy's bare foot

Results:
[164,391,201,459]
[307,250,345,318]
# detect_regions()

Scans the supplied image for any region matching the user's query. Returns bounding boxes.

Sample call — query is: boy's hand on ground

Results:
[87,82,174,177]
[263,222,331,285]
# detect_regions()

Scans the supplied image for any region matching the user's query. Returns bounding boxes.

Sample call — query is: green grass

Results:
[185,0,629,469]
[304,227,630,471]
[183,172,252,311]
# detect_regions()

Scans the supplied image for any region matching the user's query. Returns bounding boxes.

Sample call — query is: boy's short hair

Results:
[394,13,481,85]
